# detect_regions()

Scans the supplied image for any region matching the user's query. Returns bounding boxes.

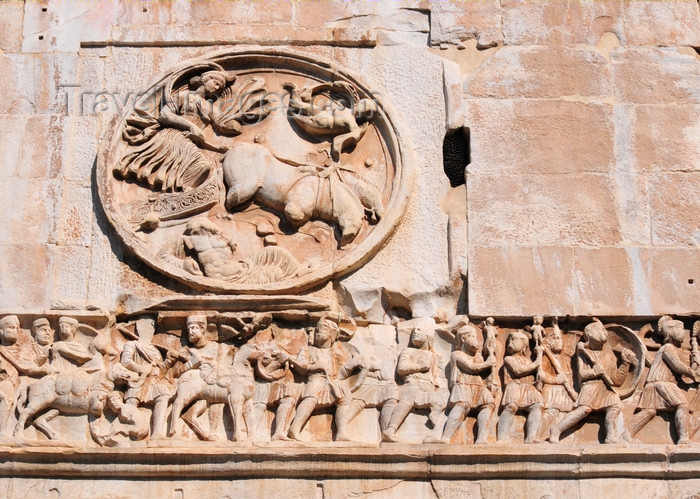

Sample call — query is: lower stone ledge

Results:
[0,444,695,480]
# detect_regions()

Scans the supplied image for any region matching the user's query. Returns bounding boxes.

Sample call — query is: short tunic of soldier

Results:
[540,355,574,412]
[252,351,302,406]
[575,347,621,410]
[638,343,689,411]
[122,341,172,404]
[397,349,438,409]
[501,355,543,409]
[297,342,358,406]
[448,351,493,409]
[352,371,398,407]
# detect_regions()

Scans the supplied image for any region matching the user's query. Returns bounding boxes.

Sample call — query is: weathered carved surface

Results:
[9,312,700,448]
[98,51,409,294]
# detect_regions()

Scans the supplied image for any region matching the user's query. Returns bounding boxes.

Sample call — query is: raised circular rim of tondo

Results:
[97,49,412,294]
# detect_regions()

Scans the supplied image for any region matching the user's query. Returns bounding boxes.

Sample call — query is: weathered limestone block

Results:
[21,1,116,53]
[429,0,502,48]
[0,245,52,309]
[622,0,700,47]
[0,54,36,115]
[650,173,700,246]
[297,0,429,46]
[0,115,27,178]
[572,247,640,316]
[468,246,576,316]
[647,249,700,313]
[0,1,24,53]
[467,46,613,99]
[56,182,92,247]
[502,0,623,46]
[0,178,62,245]
[468,173,622,246]
[65,116,101,182]
[612,47,700,105]
[171,0,294,26]
[467,100,615,175]
[631,104,700,173]
[16,115,70,179]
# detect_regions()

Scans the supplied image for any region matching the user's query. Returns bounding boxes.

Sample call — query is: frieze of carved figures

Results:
[8,312,700,447]
[98,51,410,294]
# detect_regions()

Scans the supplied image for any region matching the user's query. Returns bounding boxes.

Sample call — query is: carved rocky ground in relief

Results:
[3,312,700,447]
[98,51,408,294]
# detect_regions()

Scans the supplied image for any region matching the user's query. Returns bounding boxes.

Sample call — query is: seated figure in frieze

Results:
[382,324,443,443]
[549,319,638,444]
[424,322,496,445]
[629,316,699,443]
[537,318,577,439]
[118,320,173,440]
[497,331,544,443]
[168,314,255,442]
[286,316,366,442]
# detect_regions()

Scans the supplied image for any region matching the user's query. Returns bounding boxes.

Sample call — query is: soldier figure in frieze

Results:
[425,322,495,444]
[497,330,544,443]
[629,316,699,443]
[537,318,577,439]
[119,320,173,440]
[286,316,365,442]
[550,319,637,444]
[382,324,442,443]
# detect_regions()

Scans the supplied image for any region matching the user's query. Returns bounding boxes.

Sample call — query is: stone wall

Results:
[1,1,699,498]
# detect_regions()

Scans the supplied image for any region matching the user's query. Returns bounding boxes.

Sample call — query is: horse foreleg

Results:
[227,390,248,443]
[34,409,61,440]
[14,398,46,438]
[182,399,215,441]
[168,391,188,438]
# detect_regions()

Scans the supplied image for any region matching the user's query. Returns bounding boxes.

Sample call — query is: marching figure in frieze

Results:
[537,318,577,439]
[549,319,638,444]
[168,314,255,442]
[425,322,495,444]
[286,316,366,442]
[497,331,544,443]
[119,320,173,440]
[382,324,442,443]
[628,316,699,443]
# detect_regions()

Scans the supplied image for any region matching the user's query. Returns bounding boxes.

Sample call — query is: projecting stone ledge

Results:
[0,444,696,480]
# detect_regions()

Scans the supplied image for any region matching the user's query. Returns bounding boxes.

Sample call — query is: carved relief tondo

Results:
[98,51,409,293]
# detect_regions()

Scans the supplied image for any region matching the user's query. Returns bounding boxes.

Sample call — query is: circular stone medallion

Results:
[98,50,409,293]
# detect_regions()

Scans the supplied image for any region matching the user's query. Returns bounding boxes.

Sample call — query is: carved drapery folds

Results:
[4,312,700,447]
[98,51,409,294]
